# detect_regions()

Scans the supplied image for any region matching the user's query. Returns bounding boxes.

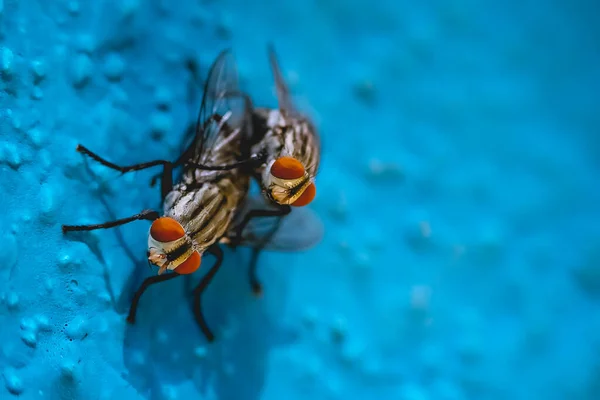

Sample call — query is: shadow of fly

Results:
[62,49,322,342]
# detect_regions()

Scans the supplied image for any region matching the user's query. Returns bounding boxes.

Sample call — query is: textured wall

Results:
[1,0,599,399]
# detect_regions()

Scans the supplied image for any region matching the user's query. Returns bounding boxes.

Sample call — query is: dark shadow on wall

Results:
[119,247,298,400]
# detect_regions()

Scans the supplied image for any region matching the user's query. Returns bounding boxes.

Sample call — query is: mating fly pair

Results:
[62,46,322,342]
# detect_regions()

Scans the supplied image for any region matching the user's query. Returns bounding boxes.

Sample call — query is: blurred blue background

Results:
[1,0,599,399]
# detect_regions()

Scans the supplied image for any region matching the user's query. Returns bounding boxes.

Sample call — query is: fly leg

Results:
[246,214,283,296]
[62,209,159,233]
[75,144,177,200]
[229,205,291,247]
[126,272,181,324]
[191,244,223,342]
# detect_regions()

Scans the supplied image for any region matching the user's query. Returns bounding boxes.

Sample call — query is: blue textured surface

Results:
[1,0,600,399]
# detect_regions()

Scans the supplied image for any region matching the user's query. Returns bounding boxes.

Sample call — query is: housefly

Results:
[220,45,323,294]
[62,49,257,342]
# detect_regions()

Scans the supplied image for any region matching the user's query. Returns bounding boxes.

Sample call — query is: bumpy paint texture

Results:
[1,0,600,399]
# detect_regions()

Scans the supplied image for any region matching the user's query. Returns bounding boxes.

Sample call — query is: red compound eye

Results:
[292,182,316,207]
[174,251,202,275]
[270,157,305,180]
[150,217,185,243]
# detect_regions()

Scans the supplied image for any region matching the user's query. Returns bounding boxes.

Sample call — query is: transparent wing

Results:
[267,44,322,169]
[228,194,324,252]
[267,44,302,119]
[193,49,252,164]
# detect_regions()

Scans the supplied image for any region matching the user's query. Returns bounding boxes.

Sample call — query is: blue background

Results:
[1,0,599,399]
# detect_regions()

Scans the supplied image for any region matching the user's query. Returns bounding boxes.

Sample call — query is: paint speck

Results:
[340,341,365,366]
[410,285,431,310]
[154,86,172,110]
[457,333,483,365]
[215,12,233,39]
[70,53,93,88]
[1,233,17,276]
[367,158,404,181]
[194,346,207,359]
[1,46,14,80]
[0,143,22,169]
[27,128,46,149]
[398,382,428,400]
[21,331,37,348]
[60,361,77,381]
[44,278,56,293]
[572,248,600,298]
[36,315,52,332]
[67,1,80,15]
[31,86,43,100]
[160,384,177,400]
[150,112,172,140]
[20,317,37,332]
[453,245,466,259]
[97,291,111,306]
[353,79,377,106]
[353,251,372,273]
[65,315,88,340]
[119,0,140,19]
[129,350,146,367]
[39,183,57,222]
[76,35,95,54]
[301,307,318,329]
[419,221,431,238]
[3,368,23,395]
[155,329,169,344]
[222,362,235,376]
[330,315,347,344]
[103,53,125,81]
[31,60,46,83]
[6,292,19,310]
[329,191,348,221]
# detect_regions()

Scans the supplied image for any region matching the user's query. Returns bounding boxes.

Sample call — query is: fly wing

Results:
[193,49,252,164]
[267,44,305,119]
[267,44,321,170]
[227,194,324,252]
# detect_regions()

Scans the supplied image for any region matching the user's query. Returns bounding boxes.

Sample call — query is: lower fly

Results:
[62,49,255,342]
[180,45,324,296]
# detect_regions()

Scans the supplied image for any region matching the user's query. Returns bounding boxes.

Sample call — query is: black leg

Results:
[62,209,159,233]
[231,205,291,246]
[76,144,175,199]
[126,273,181,324]
[77,144,172,174]
[246,212,285,296]
[192,244,223,342]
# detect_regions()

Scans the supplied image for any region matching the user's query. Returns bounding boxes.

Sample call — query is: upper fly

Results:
[250,45,320,208]
[213,44,323,250]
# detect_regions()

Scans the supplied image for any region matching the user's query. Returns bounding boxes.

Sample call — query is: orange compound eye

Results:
[271,156,305,180]
[292,182,316,207]
[150,217,185,243]
[174,251,202,275]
